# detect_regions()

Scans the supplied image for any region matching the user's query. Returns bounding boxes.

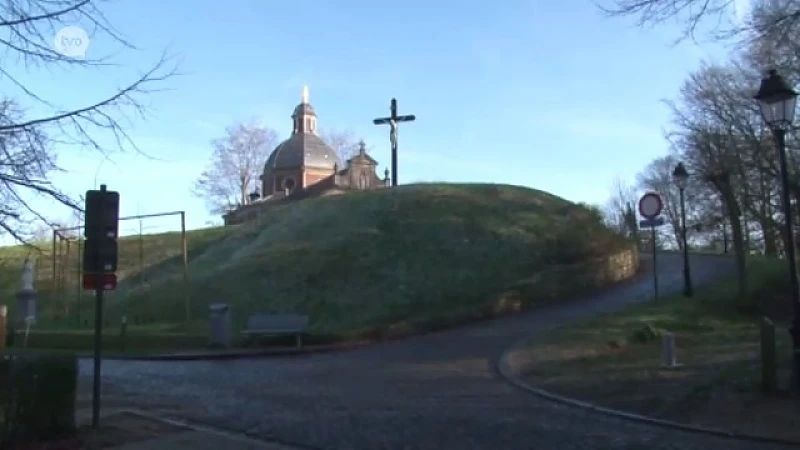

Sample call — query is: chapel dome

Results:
[263,132,341,172]
[292,103,316,117]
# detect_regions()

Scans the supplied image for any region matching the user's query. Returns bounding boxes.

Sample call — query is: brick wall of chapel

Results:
[263,169,303,195]
[304,167,335,187]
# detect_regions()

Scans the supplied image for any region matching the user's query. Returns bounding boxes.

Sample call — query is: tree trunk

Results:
[758,196,778,256]
[719,181,748,300]
[759,169,778,256]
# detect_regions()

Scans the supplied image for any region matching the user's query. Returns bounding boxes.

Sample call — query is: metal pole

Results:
[390,98,398,187]
[722,221,729,254]
[64,240,72,316]
[92,287,103,428]
[680,187,693,297]
[56,237,63,320]
[51,230,56,314]
[76,232,82,327]
[775,129,800,392]
[181,211,190,322]
[91,185,107,429]
[652,225,659,301]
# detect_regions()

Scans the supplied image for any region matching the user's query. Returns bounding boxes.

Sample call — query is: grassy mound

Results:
[0,226,230,325]
[114,183,629,334]
[0,183,633,347]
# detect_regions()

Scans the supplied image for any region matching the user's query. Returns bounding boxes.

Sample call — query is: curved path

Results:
[81,253,791,450]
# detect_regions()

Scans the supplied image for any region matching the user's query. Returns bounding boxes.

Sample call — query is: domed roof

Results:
[263,132,341,172]
[292,103,316,117]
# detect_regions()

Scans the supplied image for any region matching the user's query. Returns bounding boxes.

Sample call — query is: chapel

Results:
[222,86,390,226]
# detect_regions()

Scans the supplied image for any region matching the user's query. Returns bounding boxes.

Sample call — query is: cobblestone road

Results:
[80,254,794,450]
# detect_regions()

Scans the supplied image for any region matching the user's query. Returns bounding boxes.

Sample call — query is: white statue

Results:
[389,120,398,149]
[21,257,35,292]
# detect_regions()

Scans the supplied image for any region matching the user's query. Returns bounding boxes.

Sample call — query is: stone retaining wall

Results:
[368,244,641,342]
[500,244,641,376]
[494,244,641,314]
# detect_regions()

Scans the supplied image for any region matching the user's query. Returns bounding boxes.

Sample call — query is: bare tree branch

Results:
[318,128,367,163]
[192,119,280,215]
[600,0,800,44]
[0,0,177,243]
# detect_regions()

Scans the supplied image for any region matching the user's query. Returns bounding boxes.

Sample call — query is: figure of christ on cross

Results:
[373,98,416,187]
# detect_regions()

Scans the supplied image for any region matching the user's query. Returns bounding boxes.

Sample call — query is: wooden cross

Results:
[373,98,416,187]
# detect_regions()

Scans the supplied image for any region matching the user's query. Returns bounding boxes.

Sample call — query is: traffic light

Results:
[82,186,120,277]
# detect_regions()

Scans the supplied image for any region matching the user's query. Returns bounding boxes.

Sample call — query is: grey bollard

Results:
[661,332,682,369]
[208,303,231,349]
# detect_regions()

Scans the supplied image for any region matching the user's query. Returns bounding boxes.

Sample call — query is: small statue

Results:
[21,258,35,292]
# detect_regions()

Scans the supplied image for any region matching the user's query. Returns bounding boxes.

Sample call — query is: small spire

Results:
[301,85,309,104]
[358,140,367,154]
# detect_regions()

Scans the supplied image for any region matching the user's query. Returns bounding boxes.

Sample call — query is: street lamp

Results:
[672,162,693,297]
[755,68,800,392]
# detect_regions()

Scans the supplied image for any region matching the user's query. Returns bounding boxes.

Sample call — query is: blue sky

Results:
[9,0,739,239]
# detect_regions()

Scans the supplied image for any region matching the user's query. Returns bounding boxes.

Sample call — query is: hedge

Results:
[0,352,78,445]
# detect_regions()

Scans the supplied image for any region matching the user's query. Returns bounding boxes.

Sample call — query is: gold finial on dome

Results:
[301,85,309,104]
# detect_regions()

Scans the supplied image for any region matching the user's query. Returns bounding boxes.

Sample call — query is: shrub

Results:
[0,353,78,445]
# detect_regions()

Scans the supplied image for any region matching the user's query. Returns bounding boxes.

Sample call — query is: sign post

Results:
[82,184,120,429]
[638,192,664,301]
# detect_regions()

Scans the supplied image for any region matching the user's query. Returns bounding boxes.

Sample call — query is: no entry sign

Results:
[638,192,663,219]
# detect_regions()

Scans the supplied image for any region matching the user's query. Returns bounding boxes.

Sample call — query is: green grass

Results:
[0,183,631,350]
[517,256,796,437]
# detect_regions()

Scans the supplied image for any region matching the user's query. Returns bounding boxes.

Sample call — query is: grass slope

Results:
[0,183,629,343]
[517,257,797,439]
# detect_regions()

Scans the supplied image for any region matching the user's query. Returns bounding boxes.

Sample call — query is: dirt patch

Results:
[4,411,187,449]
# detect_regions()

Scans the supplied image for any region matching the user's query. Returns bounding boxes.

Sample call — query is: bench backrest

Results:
[245,313,309,332]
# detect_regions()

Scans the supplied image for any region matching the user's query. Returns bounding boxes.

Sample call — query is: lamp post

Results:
[672,162,693,297]
[755,68,800,392]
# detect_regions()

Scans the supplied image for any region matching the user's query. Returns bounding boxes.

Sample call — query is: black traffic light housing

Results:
[82,185,120,274]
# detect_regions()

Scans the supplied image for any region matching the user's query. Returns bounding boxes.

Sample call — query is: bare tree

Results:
[600,0,800,43]
[0,0,175,243]
[604,176,640,238]
[192,120,279,214]
[318,128,366,163]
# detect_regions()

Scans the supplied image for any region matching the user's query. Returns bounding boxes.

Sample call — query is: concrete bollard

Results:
[661,331,682,369]
[0,304,6,354]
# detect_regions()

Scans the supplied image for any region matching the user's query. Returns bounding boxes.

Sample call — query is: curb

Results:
[77,340,375,361]
[121,408,324,450]
[495,335,800,447]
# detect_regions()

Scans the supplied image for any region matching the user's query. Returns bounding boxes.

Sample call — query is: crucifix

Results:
[373,98,416,187]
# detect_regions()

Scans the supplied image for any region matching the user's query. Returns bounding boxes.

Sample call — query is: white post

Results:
[661,332,682,368]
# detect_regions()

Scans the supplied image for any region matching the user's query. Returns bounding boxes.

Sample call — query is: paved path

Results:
[81,254,791,450]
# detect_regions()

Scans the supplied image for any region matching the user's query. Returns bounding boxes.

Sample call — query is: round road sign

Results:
[638,192,663,219]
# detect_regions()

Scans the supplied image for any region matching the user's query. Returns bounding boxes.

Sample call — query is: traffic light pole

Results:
[91,278,104,428]
[82,183,120,429]
[91,184,106,430]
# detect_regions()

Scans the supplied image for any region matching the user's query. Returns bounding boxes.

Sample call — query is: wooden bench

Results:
[242,313,309,348]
